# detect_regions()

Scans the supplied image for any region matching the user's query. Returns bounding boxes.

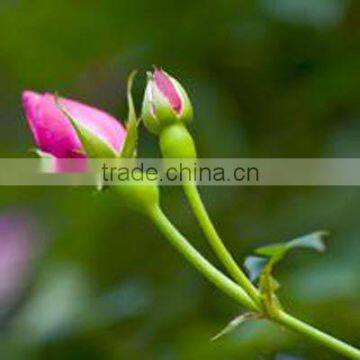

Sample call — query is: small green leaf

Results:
[255,231,328,259]
[55,96,117,158]
[121,70,140,158]
[244,256,268,282]
[255,244,287,258]
[249,231,328,316]
[287,231,327,252]
[211,312,260,341]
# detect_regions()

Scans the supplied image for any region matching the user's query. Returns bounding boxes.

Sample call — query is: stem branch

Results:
[183,180,260,304]
[149,206,258,311]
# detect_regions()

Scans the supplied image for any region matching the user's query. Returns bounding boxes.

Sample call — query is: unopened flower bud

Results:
[142,68,193,134]
[23,91,127,161]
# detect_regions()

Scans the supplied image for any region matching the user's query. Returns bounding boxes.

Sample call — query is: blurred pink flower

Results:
[0,212,41,317]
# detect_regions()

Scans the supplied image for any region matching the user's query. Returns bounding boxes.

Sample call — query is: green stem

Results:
[276,311,360,360]
[148,205,360,359]
[183,180,260,304]
[148,205,259,311]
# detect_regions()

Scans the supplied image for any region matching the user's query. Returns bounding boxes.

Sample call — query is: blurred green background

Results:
[0,0,359,359]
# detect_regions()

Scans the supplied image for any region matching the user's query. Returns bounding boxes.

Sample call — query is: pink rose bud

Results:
[22,91,127,160]
[142,68,193,134]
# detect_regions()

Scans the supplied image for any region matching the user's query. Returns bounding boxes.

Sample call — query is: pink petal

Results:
[60,96,127,154]
[23,91,84,158]
[154,69,183,113]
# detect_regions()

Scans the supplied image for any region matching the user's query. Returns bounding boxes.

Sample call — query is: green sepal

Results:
[30,148,54,159]
[30,148,57,172]
[141,71,175,134]
[172,77,193,124]
[55,95,117,158]
[121,70,141,158]
[211,312,261,341]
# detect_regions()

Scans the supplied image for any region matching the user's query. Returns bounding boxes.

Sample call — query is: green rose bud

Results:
[142,68,193,134]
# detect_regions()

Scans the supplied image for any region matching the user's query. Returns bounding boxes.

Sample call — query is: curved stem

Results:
[183,180,260,304]
[276,311,360,360]
[148,205,259,311]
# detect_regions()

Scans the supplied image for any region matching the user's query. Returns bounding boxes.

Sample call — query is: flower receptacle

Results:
[159,124,197,159]
[114,171,160,215]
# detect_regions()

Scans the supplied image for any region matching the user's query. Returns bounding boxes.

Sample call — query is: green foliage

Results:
[245,231,328,283]
[244,256,268,283]
[256,231,327,259]
[245,232,328,318]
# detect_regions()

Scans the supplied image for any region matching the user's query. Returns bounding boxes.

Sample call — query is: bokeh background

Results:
[0,0,359,359]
